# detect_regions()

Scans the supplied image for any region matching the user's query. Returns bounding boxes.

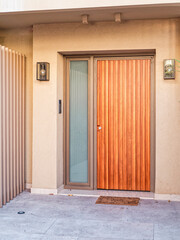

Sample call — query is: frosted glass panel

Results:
[69,61,88,183]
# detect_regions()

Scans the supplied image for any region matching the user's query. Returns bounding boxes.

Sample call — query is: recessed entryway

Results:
[64,54,155,191]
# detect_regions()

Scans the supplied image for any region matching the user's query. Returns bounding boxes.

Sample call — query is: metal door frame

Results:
[63,52,155,192]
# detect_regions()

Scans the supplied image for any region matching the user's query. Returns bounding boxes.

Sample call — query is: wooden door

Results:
[97,59,151,191]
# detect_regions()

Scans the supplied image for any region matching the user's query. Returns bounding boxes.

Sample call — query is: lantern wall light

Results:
[36,62,50,81]
[163,59,175,80]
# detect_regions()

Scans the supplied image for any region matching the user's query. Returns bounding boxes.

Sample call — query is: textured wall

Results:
[0,27,33,186]
[33,18,180,194]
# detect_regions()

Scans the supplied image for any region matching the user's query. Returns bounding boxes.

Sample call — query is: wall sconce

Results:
[163,59,175,80]
[36,62,50,81]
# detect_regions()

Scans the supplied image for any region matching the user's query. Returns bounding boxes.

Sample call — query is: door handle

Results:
[97,125,102,130]
[59,100,62,114]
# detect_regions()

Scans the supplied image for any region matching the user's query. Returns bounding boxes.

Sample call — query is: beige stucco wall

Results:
[0,27,33,186]
[1,19,179,195]
[33,18,180,194]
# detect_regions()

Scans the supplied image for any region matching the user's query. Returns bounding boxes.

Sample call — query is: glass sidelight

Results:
[69,61,88,183]
[65,57,93,189]
[64,58,93,189]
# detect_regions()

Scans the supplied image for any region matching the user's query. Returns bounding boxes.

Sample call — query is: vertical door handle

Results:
[59,100,62,114]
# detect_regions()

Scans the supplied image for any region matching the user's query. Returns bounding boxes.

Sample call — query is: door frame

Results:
[63,54,155,192]
[93,56,155,191]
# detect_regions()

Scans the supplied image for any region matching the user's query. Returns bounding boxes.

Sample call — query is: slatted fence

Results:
[0,45,25,207]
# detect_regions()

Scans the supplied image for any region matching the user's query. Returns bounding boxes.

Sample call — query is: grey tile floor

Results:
[0,191,180,240]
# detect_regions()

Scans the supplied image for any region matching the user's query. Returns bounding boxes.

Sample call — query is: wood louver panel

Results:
[0,46,25,207]
[97,59,151,191]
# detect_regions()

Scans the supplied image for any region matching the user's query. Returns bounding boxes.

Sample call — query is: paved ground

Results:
[0,191,180,240]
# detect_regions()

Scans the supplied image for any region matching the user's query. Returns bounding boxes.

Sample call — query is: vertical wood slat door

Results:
[97,59,151,191]
[0,45,25,207]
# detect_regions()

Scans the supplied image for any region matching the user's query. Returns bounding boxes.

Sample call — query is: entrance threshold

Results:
[58,188,180,202]
[58,188,154,200]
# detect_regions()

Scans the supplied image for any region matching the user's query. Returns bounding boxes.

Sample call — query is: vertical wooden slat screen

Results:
[0,45,25,207]
[97,59,151,191]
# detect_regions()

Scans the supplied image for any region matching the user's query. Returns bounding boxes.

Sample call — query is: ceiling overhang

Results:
[0,3,180,29]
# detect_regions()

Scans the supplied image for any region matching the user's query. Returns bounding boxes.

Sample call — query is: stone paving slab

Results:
[0,191,179,239]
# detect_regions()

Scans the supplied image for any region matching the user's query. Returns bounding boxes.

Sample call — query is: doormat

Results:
[96,196,140,206]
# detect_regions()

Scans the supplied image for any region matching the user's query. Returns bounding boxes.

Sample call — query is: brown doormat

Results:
[96,196,140,206]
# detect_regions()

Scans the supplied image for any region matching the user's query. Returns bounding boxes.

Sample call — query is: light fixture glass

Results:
[164,59,175,80]
[36,62,50,81]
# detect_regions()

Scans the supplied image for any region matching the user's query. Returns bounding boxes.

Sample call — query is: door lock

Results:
[97,125,102,130]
